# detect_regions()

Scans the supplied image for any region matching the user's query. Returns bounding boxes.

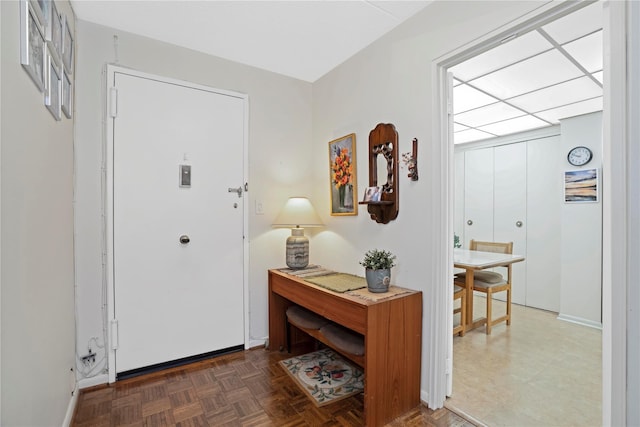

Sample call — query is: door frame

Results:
[431,1,629,424]
[103,65,250,383]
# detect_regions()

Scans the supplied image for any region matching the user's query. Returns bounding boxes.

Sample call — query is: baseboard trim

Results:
[78,373,109,389]
[62,384,79,427]
[557,313,602,330]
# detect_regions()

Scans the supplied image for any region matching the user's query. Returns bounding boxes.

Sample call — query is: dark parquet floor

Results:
[72,347,476,427]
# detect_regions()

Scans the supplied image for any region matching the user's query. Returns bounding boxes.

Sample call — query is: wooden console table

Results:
[268,269,422,426]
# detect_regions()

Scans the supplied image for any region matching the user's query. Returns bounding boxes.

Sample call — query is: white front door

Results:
[109,69,246,376]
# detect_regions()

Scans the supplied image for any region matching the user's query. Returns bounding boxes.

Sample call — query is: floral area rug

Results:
[279,348,364,407]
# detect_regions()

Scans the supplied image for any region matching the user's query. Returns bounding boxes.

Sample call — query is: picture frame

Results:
[45,46,62,121]
[564,168,599,203]
[328,133,357,216]
[362,186,381,203]
[20,0,46,92]
[62,14,74,74]
[61,69,72,118]
[30,0,48,28]
[46,1,63,66]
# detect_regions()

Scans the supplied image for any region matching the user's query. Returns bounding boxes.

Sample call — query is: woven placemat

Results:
[345,285,410,301]
[279,265,336,278]
[304,273,367,293]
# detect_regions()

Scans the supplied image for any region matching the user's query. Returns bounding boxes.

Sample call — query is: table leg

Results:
[465,269,474,327]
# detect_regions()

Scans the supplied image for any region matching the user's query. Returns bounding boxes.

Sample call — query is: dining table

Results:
[453,248,525,331]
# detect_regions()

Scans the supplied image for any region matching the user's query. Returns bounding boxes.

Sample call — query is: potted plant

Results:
[359,249,396,293]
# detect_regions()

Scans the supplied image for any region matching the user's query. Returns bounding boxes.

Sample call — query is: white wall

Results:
[73,20,314,383]
[1,1,76,424]
[310,0,551,407]
[559,111,603,326]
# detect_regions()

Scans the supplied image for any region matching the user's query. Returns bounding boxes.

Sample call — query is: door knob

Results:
[179,235,190,244]
[467,220,473,226]
[516,221,523,228]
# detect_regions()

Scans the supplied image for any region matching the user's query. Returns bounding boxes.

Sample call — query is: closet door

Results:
[493,143,527,305]
[526,136,561,312]
[464,148,494,245]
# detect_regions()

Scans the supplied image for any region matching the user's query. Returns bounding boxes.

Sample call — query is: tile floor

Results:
[447,296,602,427]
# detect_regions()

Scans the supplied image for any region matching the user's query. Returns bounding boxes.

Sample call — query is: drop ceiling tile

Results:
[477,115,548,136]
[535,97,603,123]
[449,31,552,81]
[454,102,525,128]
[454,122,469,132]
[454,129,495,144]
[592,71,603,84]
[508,77,602,113]
[542,1,602,44]
[563,30,603,73]
[470,50,583,99]
[453,84,498,114]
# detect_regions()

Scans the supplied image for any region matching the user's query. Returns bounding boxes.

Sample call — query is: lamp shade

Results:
[272,197,323,228]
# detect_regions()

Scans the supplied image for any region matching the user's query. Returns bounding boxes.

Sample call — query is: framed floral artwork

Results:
[328,133,357,216]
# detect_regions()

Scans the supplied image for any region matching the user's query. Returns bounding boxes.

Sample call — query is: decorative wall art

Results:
[20,0,73,121]
[47,0,63,66]
[564,168,599,203]
[62,69,72,118]
[62,14,74,74]
[20,0,46,92]
[328,133,357,216]
[45,45,62,121]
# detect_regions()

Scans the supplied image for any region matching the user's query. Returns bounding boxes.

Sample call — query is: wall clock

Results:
[567,146,593,166]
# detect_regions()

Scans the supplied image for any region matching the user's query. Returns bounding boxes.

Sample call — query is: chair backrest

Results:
[469,240,513,255]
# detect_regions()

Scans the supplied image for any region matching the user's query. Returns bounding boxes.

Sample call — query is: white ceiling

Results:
[71,1,603,144]
[451,1,603,144]
[70,0,432,82]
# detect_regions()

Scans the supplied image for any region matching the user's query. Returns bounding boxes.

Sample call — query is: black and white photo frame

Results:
[62,14,74,74]
[45,44,62,121]
[62,69,72,118]
[20,0,47,92]
[46,1,63,66]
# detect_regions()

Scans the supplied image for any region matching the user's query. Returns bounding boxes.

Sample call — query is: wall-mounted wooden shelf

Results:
[366,123,399,224]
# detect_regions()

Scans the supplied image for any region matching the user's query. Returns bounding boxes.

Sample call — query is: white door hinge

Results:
[110,319,119,350]
[109,88,118,118]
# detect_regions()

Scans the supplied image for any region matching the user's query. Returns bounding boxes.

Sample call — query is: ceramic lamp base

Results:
[286,228,309,269]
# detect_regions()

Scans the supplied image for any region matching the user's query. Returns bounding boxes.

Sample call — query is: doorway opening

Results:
[440,2,604,425]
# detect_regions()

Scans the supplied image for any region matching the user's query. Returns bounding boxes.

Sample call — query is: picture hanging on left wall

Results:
[20,0,46,92]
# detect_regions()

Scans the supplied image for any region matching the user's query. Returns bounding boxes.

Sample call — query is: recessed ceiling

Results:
[70,0,432,83]
[451,1,603,144]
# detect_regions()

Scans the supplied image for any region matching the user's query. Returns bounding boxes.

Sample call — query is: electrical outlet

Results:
[81,351,96,366]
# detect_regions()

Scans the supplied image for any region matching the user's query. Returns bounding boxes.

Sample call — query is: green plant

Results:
[359,249,396,270]
[454,234,462,248]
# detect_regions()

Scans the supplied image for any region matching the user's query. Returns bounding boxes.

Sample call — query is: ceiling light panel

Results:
[470,50,584,99]
[541,1,602,44]
[478,115,548,136]
[454,102,524,128]
[535,97,603,123]
[508,77,602,113]
[562,30,603,73]
[449,31,552,81]
[453,84,498,114]
[454,129,496,144]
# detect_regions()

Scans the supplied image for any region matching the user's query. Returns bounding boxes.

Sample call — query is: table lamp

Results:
[272,197,323,269]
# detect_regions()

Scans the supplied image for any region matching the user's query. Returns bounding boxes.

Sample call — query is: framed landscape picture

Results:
[328,133,357,216]
[45,47,62,121]
[564,168,599,203]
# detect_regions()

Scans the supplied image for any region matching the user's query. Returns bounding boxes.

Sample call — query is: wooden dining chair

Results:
[453,283,466,336]
[457,240,514,334]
